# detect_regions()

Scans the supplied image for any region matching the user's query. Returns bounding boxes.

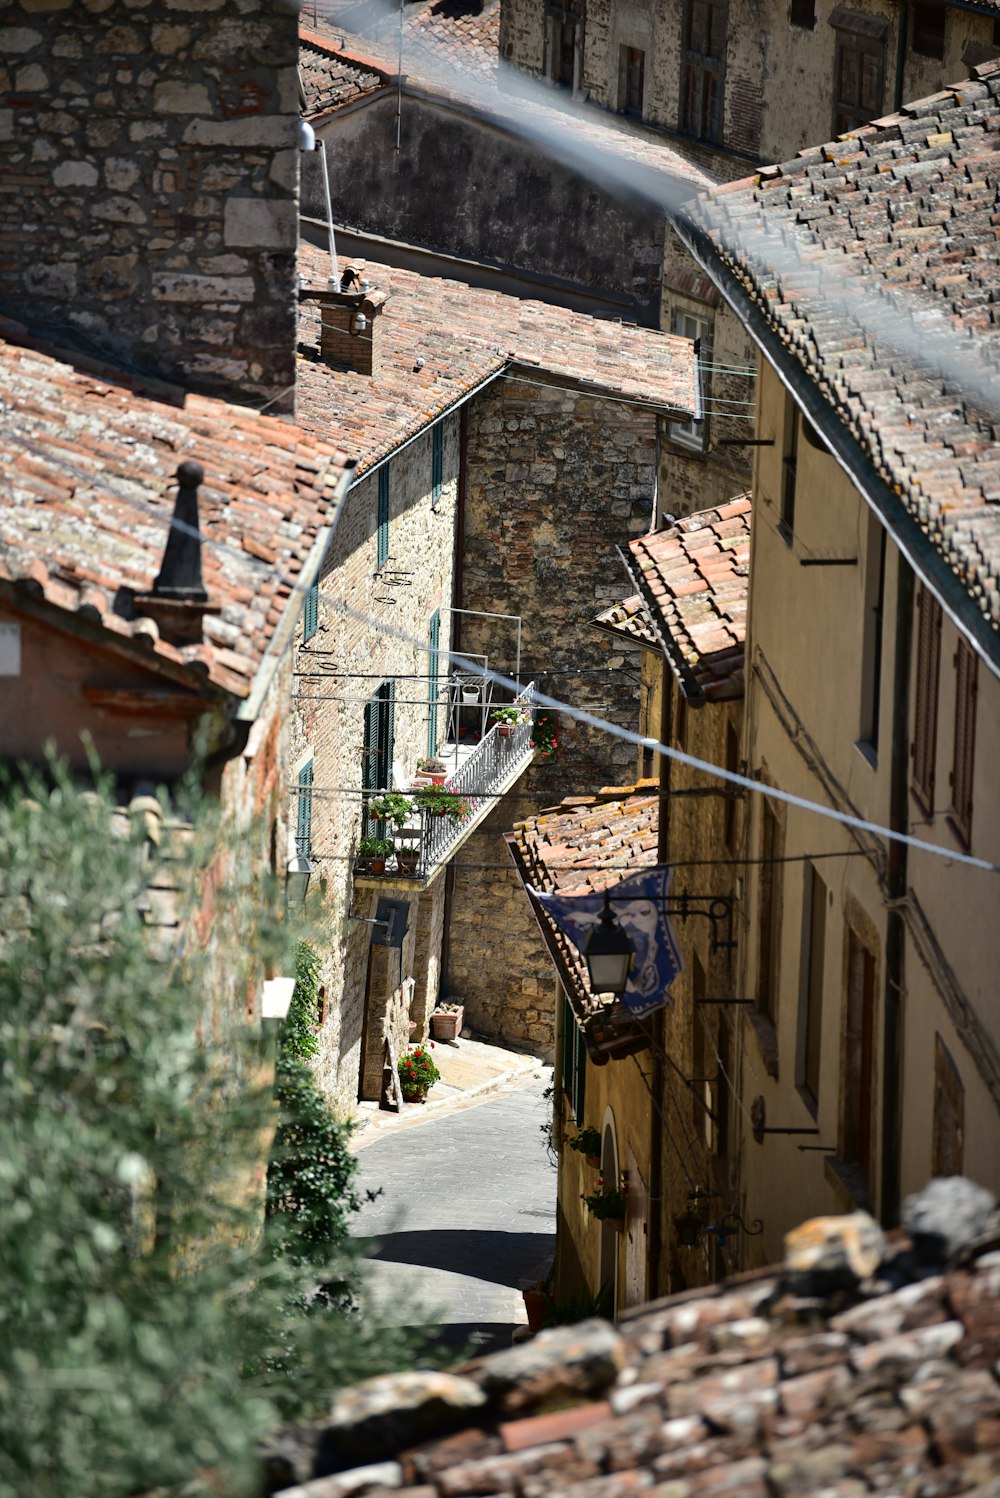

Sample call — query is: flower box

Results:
[429,1004,464,1041]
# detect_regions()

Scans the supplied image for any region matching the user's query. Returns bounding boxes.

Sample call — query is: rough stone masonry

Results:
[0,0,301,409]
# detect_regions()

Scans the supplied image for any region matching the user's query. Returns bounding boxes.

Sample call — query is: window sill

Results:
[824,1154,872,1213]
[854,739,878,771]
[748,1009,778,1079]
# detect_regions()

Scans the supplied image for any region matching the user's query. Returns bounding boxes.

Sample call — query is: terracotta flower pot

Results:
[369,857,386,875]
[522,1287,549,1334]
[401,1087,427,1104]
[585,1154,601,1171]
[497,724,514,738]
[429,1005,464,1041]
[395,849,420,874]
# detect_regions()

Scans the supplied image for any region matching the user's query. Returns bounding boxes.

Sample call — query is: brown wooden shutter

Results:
[950,638,977,844]
[911,586,941,809]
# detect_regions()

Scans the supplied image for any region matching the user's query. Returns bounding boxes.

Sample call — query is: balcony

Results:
[354,684,537,889]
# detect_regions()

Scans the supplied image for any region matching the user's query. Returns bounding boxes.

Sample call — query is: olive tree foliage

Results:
[0,767,419,1498]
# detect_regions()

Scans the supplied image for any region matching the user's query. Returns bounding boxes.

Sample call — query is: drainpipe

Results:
[881,551,913,1227]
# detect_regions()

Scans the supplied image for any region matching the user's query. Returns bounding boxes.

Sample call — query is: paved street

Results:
[351,1070,556,1360]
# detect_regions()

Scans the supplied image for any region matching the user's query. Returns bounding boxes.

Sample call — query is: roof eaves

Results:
[346,362,508,483]
[616,542,707,704]
[673,207,1000,682]
[235,458,357,723]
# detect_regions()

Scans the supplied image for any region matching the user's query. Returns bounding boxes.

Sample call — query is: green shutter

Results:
[303,581,319,641]
[377,468,390,568]
[431,424,443,510]
[296,760,314,859]
[428,609,440,757]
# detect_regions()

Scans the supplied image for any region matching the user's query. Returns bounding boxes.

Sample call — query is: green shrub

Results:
[0,765,419,1498]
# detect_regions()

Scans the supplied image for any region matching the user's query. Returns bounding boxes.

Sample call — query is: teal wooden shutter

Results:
[362,682,395,836]
[303,580,318,641]
[296,760,314,859]
[431,424,443,510]
[427,609,440,757]
[377,467,390,568]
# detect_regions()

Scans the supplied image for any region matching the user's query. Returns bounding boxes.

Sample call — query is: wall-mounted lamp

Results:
[673,1193,763,1251]
[285,854,313,908]
[583,889,635,998]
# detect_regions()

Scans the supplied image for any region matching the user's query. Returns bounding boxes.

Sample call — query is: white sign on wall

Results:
[0,622,21,676]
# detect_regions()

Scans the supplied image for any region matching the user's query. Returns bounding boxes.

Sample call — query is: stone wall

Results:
[310,93,665,325]
[446,378,653,1056]
[291,409,461,1116]
[0,0,300,408]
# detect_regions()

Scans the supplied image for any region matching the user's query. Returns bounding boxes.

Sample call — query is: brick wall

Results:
[292,414,461,1115]
[0,0,299,408]
[446,379,654,1055]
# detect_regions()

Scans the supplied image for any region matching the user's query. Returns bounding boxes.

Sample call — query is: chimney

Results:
[135,462,220,646]
[303,262,389,379]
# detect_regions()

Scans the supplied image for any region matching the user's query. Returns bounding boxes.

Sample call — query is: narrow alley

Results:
[351,1062,556,1359]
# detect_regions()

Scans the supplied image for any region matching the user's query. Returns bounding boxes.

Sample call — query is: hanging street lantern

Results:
[583,888,636,997]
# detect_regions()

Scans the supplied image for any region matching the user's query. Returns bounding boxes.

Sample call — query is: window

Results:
[295,759,314,860]
[431,423,443,511]
[858,516,886,757]
[912,1,945,57]
[618,44,645,116]
[377,466,390,569]
[832,29,885,134]
[932,1034,964,1175]
[780,395,799,539]
[547,0,583,88]
[911,585,942,810]
[561,992,587,1121]
[670,308,710,449]
[757,801,782,1024]
[681,0,727,143]
[427,609,440,758]
[798,863,826,1112]
[950,637,978,845]
[362,680,395,835]
[302,580,319,642]
[790,0,815,28]
[842,929,876,1190]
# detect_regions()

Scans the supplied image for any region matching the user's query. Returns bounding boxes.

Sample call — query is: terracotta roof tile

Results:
[620,498,751,702]
[590,593,659,652]
[298,43,385,114]
[0,319,350,698]
[399,0,500,79]
[296,244,696,469]
[271,1192,1000,1497]
[686,63,1000,649]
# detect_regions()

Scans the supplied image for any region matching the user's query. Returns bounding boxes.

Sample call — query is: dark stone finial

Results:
[151,460,209,603]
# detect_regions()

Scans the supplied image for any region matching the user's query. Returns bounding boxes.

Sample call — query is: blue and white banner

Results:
[531,865,683,1018]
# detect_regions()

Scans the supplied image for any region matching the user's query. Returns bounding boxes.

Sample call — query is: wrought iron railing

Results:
[363,683,536,882]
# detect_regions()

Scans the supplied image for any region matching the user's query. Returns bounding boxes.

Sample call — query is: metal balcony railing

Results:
[361,683,536,883]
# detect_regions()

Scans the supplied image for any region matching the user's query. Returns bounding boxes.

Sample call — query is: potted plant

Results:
[395,842,420,875]
[413,786,470,820]
[582,1176,627,1231]
[420,756,450,786]
[358,834,393,875]
[368,791,414,829]
[397,1043,441,1103]
[530,710,559,759]
[567,1125,602,1169]
[492,705,526,738]
[429,1000,464,1041]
